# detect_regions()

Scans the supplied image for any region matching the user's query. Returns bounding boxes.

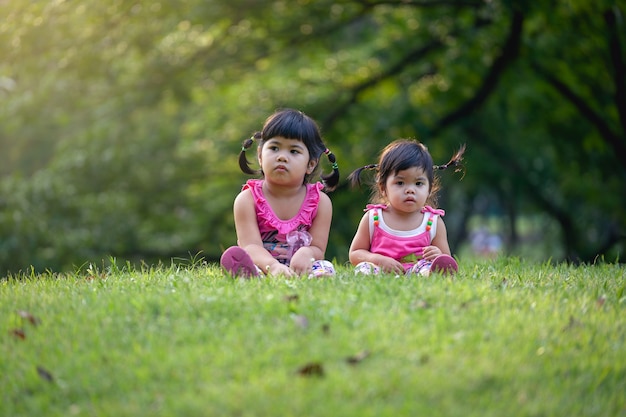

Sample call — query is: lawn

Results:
[1,258,625,417]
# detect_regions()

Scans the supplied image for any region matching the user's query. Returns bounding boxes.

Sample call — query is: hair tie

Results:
[241,136,257,152]
[435,162,455,170]
[325,148,338,170]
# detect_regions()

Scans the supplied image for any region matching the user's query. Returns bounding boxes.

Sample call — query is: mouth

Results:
[275,165,288,172]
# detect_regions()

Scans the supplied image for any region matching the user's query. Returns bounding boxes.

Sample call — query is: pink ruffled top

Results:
[242,179,322,264]
[365,204,445,267]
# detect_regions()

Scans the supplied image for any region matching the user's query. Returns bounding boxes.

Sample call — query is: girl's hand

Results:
[266,262,295,277]
[422,245,443,261]
[289,247,316,276]
[373,255,405,275]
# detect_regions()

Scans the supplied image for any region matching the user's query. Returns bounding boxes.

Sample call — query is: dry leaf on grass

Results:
[17,310,41,326]
[283,294,300,303]
[10,328,26,340]
[36,366,54,383]
[296,362,324,377]
[346,350,370,365]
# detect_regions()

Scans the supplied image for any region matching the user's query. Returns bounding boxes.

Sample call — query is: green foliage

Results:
[1,260,625,416]
[0,0,624,273]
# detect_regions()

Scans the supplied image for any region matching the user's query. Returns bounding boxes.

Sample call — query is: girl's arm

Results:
[233,189,293,276]
[289,192,332,274]
[349,212,404,274]
[423,216,452,260]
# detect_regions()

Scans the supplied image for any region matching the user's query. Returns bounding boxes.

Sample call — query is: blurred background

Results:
[1,0,624,274]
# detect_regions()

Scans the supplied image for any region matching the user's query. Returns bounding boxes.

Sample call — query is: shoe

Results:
[310,260,336,278]
[407,260,431,276]
[220,246,259,278]
[430,254,458,275]
[354,262,381,275]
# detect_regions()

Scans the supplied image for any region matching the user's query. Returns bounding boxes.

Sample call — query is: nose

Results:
[405,186,415,194]
[277,151,288,162]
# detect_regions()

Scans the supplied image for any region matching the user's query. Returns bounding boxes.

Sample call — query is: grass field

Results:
[1,257,625,417]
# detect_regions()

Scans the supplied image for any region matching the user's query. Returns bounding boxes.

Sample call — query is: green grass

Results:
[1,258,625,417]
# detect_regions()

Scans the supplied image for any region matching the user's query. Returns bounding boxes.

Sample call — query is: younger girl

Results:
[348,139,465,276]
[220,108,340,278]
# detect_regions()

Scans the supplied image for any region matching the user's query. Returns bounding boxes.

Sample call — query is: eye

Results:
[396,180,404,186]
[268,145,279,151]
[291,149,301,154]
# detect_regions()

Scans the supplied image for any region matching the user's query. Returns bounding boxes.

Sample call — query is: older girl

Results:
[221,109,339,278]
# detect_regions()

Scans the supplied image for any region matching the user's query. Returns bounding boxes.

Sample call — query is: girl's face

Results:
[258,136,317,187]
[382,166,430,213]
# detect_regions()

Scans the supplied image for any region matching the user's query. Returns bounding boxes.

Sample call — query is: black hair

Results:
[238,108,339,191]
[348,139,465,206]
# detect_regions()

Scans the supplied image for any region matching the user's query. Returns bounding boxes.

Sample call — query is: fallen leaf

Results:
[10,328,26,340]
[297,362,324,377]
[346,350,370,365]
[17,310,40,326]
[36,366,54,383]
[283,294,300,303]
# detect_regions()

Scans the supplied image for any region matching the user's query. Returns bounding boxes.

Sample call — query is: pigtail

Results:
[320,148,340,192]
[238,132,262,176]
[434,144,466,176]
[347,164,378,188]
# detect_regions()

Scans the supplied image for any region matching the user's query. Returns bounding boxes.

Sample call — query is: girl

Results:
[348,139,465,276]
[220,108,340,278]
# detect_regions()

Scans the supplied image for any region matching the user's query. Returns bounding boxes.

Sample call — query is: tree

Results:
[0,0,624,274]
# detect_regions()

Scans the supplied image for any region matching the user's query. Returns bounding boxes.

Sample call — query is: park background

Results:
[1,0,624,275]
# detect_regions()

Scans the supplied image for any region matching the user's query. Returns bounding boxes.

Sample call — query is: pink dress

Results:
[366,204,445,271]
[242,179,323,265]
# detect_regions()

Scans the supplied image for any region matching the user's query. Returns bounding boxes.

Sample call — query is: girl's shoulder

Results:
[305,181,324,195]
[300,182,326,217]
[364,203,388,212]
[241,179,269,206]
[242,178,263,193]
[421,205,445,217]
[317,187,332,205]
[301,181,326,207]
[233,186,256,215]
